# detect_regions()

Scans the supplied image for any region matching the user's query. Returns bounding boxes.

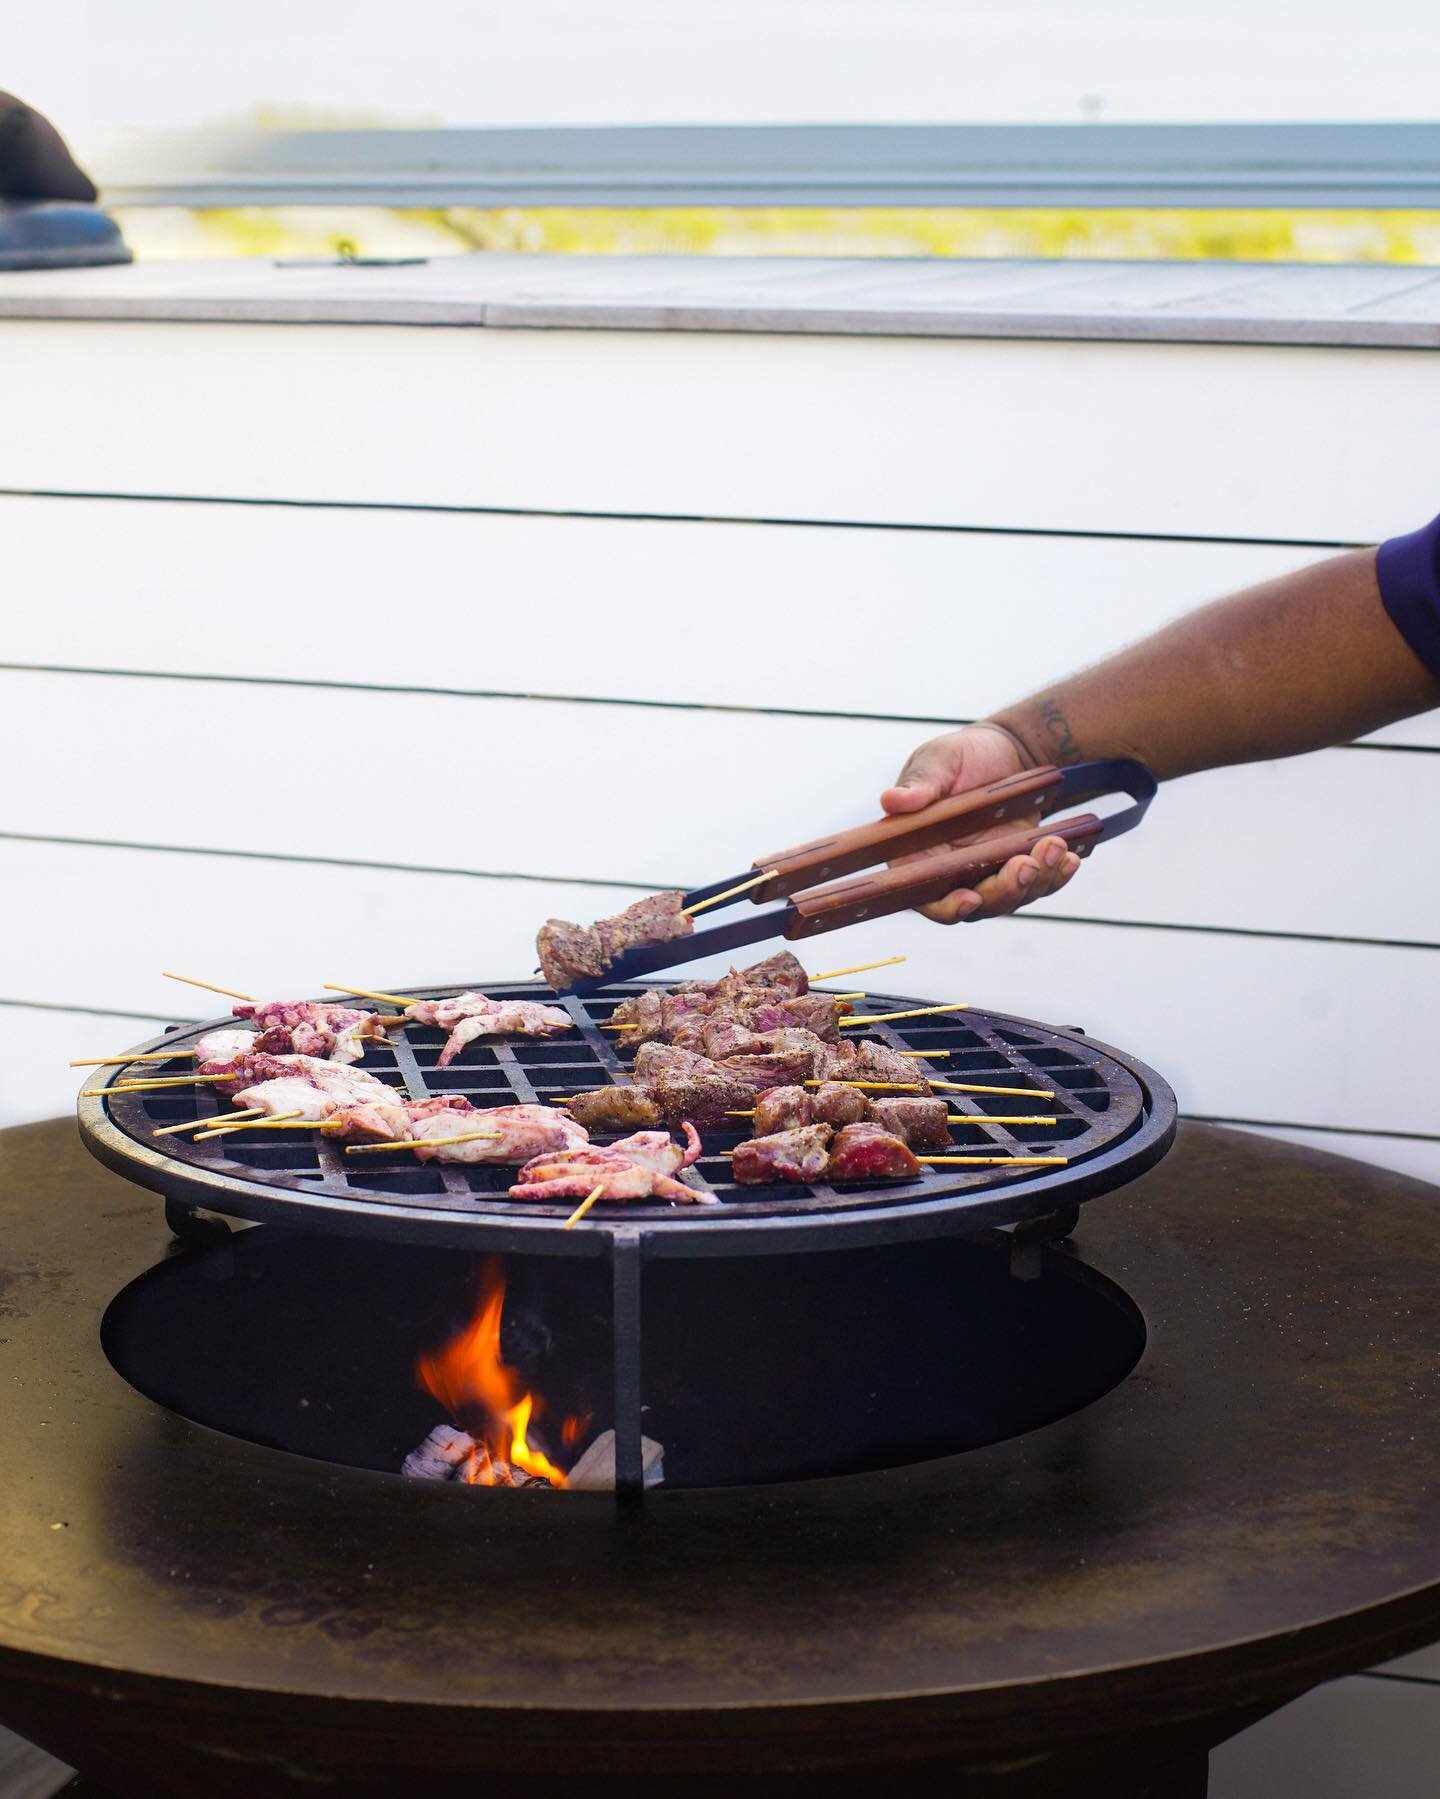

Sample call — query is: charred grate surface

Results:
[78,982,1176,1254]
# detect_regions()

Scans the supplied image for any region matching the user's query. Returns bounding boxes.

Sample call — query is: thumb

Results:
[880,736,966,814]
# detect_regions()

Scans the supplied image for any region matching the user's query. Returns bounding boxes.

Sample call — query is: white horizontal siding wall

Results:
[0,318,1437,1191]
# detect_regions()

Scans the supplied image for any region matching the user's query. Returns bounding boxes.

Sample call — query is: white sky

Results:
[9,1,1440,135]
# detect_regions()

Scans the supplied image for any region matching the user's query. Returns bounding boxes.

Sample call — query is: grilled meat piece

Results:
[812,1081,870,1126]
[230,1076,346,1124]
[868,1096,952,1150]
[849,1038,931,1091]
[537,892,692,990]
[735,950,808,996]
[402,992,572,1067]
[826,1122,921,1183]
[649,1071,752,1128]
[633,1042,721,1083]
[195,1026,259,1070]
[410,1104,587,1164]
[536,918,606,990]
[731,1123,833,1185]
[562,1087,664,1132]
[234,1000,387,1065]
[511,1123,711,1205]
[743,992,847,1039]
[753,1084,814,1135]
[221,1053,398,1115]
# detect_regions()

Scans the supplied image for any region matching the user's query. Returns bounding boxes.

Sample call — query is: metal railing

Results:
[90,122,1440,211]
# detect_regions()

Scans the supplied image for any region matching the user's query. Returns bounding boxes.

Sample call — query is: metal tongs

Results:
[564,757,1156,994]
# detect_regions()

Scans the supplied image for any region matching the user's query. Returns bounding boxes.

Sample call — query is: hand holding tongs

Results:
[565,757,1156,993]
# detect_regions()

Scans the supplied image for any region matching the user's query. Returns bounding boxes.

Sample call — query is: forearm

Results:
[989,548,1440,781]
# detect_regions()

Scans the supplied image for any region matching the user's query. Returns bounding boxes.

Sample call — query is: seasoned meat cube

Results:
[633,1042,725,1083]
[719,1051,814,1091]
[827,1122,921,1183]
[754,1084,814,1135]
[811,1081,869,1126]
[695,1014,761,1060]
[731,1124,834,1185]
[745,992,846,1039]
[593,892,693,961]
[536,918,606,990]
[607,990,665,1037]
[869,1096,952,1150]
[851,1039,931,1091]
[738,950,809,996]
[563,1088,664,1132]
[650,1072,754,1129]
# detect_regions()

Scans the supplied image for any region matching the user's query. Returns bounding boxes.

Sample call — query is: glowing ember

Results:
[416,1256,578,1487]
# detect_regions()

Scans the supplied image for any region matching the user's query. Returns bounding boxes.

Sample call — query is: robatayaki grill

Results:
[535,759,1156,993]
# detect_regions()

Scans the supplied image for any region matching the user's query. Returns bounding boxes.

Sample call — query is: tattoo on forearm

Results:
[1038,699,1083,766]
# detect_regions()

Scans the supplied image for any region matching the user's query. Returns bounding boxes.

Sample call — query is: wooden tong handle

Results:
[751,765,1066,903]
[783,815,1104,938]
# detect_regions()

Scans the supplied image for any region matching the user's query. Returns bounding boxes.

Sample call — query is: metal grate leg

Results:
[610,1230,645,1507]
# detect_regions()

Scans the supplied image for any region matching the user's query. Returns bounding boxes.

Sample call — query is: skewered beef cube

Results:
[826,1122,921,1183]
[731,1123,834,1185]
[811,1081,869,1127]
[753,1084,814,1135]
[851,1039,931,1091]
[719,1051,814,1090]
[536,918,606,990]
[563,1088,664,1132]
[746,992,846,1039]
[594,892,692,962]
[869,1096,952,1150]
[651,1071,753,1129]
[633,1042,725,1084]
[739,951,808,996]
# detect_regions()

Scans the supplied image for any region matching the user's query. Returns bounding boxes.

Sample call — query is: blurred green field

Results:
[114,204,1440,265]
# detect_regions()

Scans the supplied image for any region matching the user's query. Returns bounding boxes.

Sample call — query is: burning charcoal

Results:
[811,1082,869,1127]
[869,1097,952,1150]
[402,1423,479,1481]
[754,1085,814,1135]
[567,1428,666,1491]
[826,1122,921,1183]
[731,1123,833,1185]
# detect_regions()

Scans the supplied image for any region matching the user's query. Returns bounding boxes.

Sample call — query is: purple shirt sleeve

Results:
[1376,512,1440,679]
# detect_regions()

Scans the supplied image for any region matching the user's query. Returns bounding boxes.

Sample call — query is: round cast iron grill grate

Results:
[78,981,1176,1255]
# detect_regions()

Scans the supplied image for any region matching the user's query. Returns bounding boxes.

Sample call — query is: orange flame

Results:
[416,1256,573,1487]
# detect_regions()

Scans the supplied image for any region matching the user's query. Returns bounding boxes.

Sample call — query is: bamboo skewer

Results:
[724,1111,1056,1125]
[929,1080,1055,1099]
[195,1109,307,1140]
[564,1184,607,1230]
[898,1050,952,1058]
[919,1156,1069,1167]
[809,954,906,982]
[71,1052,197,1067]
[84,1074,238,1095]
[840,1002,968,1028]
[346,1131,504,1154]
[162,972,255,1002]
[323,982,415,1008]
[681,870,779,917]
[153,1108,264,1136]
